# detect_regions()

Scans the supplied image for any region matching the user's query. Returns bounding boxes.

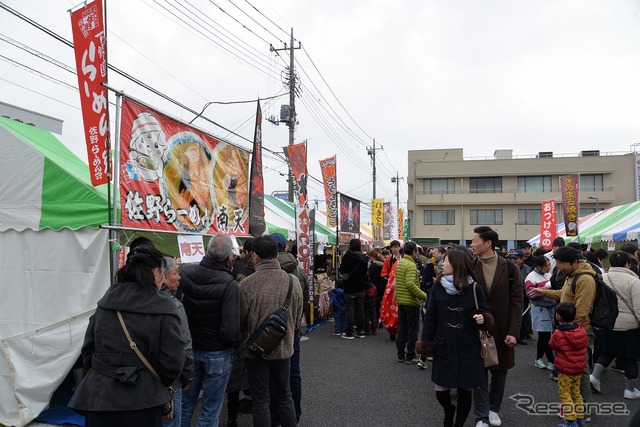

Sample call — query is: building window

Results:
[470,177,502,194]
[518,209,542,225]
[424,210,455,225]
[518,176,552,193]
[470,209,503,225]
[579,208,596,217]
[423,178,455,194]
[580,174,603,192]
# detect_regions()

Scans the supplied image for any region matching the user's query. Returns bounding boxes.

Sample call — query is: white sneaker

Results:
[534,359,546,369]
[624,388,640,399]
[589,374,601,393]
[488,410,502,426]
[475,421,489,427]
[547,362,555,371]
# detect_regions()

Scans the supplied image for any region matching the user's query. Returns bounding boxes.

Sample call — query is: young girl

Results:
[417,249,494,427]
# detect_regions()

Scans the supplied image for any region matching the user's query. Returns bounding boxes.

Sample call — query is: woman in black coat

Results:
[69,246,185,427]
[417,249,494,427]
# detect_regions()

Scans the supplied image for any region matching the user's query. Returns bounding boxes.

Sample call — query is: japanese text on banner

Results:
[70,1,109,186]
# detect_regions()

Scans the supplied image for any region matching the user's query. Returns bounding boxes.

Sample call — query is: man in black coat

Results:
[180,234,242,427]
[339,238,369,339]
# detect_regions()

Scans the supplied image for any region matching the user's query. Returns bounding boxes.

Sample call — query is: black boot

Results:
[436,390,455,427]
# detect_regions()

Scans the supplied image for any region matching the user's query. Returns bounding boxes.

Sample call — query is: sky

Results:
[2,0,640,223]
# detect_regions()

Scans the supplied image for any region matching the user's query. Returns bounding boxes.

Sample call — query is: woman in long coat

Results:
[418,249,494,427]
[69,246,185,427]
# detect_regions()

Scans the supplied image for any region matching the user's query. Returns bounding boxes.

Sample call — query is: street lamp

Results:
[588,196,600,212]
[514,222,518,247]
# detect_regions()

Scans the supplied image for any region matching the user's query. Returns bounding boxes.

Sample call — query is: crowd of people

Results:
[70,233,305,427]
[333,231,640,427]
[66,225,640,427]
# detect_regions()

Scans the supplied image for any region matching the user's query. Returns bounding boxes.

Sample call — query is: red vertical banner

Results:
[249,100,266,236]
[70,1,109,186]
[561,174,580,237]
[319,156,337,227]
[286,142,308,207]
[540,199,557,249]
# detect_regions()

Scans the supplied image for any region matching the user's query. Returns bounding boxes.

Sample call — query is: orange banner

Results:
[539,199,557,249]
[119,98,250,235]
[70,1,109,186]
[286,142,308,207]
[319,156,337,227]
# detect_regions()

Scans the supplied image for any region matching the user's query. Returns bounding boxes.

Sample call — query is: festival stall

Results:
[0,117,111,426]
[528,201,640,246]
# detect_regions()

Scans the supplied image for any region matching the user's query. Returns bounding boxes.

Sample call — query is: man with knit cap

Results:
[394,241,426,364]
[471,226,522,427]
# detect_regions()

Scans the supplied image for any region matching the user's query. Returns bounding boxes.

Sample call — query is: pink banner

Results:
[560,175,579,237]
[70,1,109,186]
[539,199,557,249]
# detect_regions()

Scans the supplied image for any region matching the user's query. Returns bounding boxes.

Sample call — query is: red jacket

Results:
[381,255,400,278]
[548,323,588,376]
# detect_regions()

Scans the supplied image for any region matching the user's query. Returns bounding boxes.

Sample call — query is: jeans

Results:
[181,348,233,427]
[396,305,420,360]
[334,312,347,333]
[246,358,296,427]
[345,291,365,335]
[162,387,182,427]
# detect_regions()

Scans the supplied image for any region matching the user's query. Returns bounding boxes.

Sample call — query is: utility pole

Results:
[270,29,301,202]
[391,172,404,236]
[367,139,382,199]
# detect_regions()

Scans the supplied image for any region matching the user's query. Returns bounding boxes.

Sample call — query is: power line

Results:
[301,45,372,141]
[0,54,77,91]
[0,76,80,110]
[225,0,285,44]
[242,0,290,39]
[0,2,256,145]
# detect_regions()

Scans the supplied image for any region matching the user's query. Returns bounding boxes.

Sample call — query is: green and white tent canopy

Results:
[0,117,111,427]
[528,201,640,245]
[264,194,337,244]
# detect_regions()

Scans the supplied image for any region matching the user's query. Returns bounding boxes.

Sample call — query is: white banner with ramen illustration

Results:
[119,98,250,235]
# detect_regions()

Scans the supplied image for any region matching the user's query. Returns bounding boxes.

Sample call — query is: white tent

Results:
[0,117,111,426]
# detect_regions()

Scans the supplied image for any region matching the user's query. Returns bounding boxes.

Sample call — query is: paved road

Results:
[221,320,640,427]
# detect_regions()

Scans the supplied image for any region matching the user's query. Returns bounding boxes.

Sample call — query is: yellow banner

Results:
[398,209,404,238]
[371,199,383,226]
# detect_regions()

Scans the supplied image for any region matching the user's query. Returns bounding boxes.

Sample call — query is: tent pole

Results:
[110,93,123,281]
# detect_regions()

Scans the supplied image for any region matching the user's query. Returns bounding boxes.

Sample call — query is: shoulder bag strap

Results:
[608,281,635,315]
[116,311,161,381]
[283,274,293,311]
[472,282,479,310]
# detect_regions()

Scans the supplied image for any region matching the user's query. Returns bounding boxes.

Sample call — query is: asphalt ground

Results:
[217,320,640,427]
[28,320,640,427]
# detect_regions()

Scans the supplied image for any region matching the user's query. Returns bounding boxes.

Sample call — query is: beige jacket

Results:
[239,258,303,360]
[603,267,640,331]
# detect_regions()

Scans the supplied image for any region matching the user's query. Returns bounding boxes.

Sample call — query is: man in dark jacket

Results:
[180,234,242,427]
[471,226,522,427]
[339,238,369,339]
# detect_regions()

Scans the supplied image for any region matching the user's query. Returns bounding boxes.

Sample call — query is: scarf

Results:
[440,275,474,295]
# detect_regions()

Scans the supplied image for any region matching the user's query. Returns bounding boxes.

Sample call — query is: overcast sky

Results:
[2,0,640,221]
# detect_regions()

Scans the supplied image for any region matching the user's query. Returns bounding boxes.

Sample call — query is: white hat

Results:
[130,112,163,144]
